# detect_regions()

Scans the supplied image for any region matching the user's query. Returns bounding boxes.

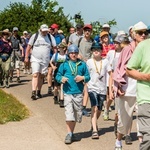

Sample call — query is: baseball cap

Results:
[13,27,18,31]
[83,24,92,30]
[114,35,129,44]
[117,30,126,36]
[100,31,109,38]
[40,24,49,32]
[133,21,147,31]
[58,42,67,48]
[23,31,28,34]
[76,23,83,29]
[51,23,59,29]
[102,24,110,28]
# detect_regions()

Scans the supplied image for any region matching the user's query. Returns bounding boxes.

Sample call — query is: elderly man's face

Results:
[41,31,49,36]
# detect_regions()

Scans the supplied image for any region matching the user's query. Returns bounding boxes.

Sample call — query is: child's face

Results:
[69,52,78,61]
[92,49,102,57]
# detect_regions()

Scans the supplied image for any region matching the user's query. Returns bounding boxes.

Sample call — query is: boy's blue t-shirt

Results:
[55,59,90,94]
[54,33,65,45]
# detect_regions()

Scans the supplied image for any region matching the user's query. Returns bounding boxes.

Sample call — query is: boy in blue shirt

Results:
[55,44,90,144]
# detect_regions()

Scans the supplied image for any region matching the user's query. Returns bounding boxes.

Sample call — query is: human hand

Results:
[74,75,84,83]
[61,77,68,83]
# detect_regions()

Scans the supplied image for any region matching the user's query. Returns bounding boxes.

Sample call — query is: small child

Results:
[55,44,90,144]
[50,42,67,107]
[86,42,114,139]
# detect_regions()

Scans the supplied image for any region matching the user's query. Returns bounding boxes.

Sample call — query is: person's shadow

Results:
[73,125,114,142]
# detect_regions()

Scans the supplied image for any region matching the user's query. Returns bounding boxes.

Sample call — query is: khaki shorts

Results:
[64,94,83,123]
[117,96,136,135]
[10,51,21,69]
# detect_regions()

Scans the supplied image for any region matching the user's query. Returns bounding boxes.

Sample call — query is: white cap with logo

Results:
[40,24,49,32]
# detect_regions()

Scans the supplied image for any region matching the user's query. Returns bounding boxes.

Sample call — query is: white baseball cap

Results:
[23,31,28,34]
[40,24,49,32]
[117,30,126,36]
[133,21,147,31]
[102,24,110,28]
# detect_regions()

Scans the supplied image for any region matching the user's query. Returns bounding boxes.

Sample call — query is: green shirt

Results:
[127,39,150,104]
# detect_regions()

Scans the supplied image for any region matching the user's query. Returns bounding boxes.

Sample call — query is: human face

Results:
[69,52,78,61]
[101,35,109,44]
[92,48,102,57]
[76,27,83,35]
[114,41,121,51]
[134,30,148,43]
[83,28,92,38]
[70,27,75,34]
[102,27,110,32]
[2,33,9,40]
[41,31,49,36]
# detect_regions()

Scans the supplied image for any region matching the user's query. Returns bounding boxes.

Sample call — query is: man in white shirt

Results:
[25,24,56,100]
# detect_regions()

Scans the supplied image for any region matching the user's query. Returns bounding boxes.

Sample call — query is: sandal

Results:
[92,131,99,139]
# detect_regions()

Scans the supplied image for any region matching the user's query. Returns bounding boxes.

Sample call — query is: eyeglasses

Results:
[136,31,148,36]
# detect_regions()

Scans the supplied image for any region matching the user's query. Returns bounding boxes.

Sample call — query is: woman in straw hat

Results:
[0,29,12,88]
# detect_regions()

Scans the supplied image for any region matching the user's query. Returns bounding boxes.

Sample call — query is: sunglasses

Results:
[92,49,102,52]
[136,31,148,36]
[3,33,9,36]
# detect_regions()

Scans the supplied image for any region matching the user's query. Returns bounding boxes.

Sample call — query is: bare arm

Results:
[25,44,32,62]
[126,68,150,81]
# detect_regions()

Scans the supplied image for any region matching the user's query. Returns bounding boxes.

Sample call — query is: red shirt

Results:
[101,44,115,58]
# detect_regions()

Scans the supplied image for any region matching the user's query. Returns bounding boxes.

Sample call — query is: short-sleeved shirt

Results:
[69,32,83,45]
[127,39,150,104]
[53,33,65,45]
[87,58,112,95]
[29,32,56,64]
[101,44,115,58]
[76,37,93,60]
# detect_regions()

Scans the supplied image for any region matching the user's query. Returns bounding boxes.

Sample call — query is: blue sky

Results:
[0,0,150,33]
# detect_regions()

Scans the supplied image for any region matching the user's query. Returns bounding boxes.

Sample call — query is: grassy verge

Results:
[0,89,30,124]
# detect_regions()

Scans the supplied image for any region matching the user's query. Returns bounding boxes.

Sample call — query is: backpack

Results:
[54,52,67,62]
[78,37,94,48]
[32,32,52,48]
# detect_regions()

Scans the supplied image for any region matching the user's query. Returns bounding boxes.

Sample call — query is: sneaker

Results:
[48,86,53,96]
[103,111,109,121]
[5,81,9,88]
[64,134,72,144]
[54,96,59,104]
[37,90,42,98]
[115,146,122,150]
[31,91,37,100]
[0,81,4,88]
[17,77,21,83]
[125,135,132,145]
[59,100,64,108]
[82,109,90,117]
[9,77,13,83]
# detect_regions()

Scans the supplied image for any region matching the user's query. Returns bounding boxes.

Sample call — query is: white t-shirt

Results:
[51,53,67,63]
[29,32,56,64]
[87,58,112,95]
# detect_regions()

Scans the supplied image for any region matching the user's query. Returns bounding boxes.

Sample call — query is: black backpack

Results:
[32,32,52,48]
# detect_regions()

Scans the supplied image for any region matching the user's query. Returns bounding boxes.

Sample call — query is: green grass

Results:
[0,89,30,124]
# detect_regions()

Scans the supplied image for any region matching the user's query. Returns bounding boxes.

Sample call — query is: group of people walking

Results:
[0,21,150,150]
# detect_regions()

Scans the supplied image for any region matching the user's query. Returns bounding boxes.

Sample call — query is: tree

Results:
[91,19,117,36]
[0,0,72,35]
